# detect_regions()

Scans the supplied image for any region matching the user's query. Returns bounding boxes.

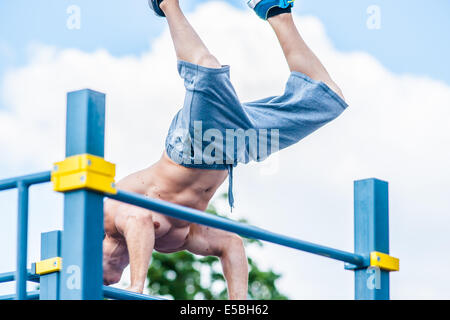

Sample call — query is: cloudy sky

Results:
[0,0,449,299]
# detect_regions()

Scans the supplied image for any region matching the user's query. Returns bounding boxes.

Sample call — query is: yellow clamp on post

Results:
[370,251,400,272]
[52,154,117,194]
[35,257,62,276]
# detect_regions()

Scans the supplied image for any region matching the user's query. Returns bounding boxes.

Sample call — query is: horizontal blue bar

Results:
[0,271,40,284]
[0,171,51,191]
[108,190,366,266]
[103,286,166,300]
[0,274,164,300]
[0,290,40,300]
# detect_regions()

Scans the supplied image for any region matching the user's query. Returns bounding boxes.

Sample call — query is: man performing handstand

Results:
[102,0,347,299]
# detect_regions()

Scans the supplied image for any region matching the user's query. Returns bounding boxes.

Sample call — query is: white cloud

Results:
[1,1,449,299]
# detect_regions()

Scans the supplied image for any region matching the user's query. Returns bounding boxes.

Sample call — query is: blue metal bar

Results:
[0,271,16,283]
[354,178,390,300]
[0,172,50,300]
[103,286,166,300]
[108,190,366,266]
[16,182,29,300]
[0,271,39,283]
[40,231,61,300]
[59,89,106,300]
[0,171,51,191]
[0,290,40,301]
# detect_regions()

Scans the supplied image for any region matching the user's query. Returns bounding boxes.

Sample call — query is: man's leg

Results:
[160,0,221,68]
[268,13,345,100]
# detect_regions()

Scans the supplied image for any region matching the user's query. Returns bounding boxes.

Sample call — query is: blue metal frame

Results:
[0,290,40,300]
[39,231,62,300]
[59,89,106,300]
[0,271,39,284]
[0,89,397,300]
[354,178,390,299]
[103,286,166,300]
[0,171,51,191]
[16,181,29,300]
[0,171,51,300]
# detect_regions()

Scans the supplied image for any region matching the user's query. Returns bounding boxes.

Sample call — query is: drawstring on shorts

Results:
[227,164,234,211]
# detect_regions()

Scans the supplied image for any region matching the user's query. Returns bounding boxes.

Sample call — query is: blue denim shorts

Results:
[165,60,348,208]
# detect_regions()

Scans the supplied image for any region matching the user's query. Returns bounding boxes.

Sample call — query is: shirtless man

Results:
[102,0,347,300]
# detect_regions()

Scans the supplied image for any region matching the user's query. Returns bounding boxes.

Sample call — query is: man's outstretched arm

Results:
[183,224,249,300]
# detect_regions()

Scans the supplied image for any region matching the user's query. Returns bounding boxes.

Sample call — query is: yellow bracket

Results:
[52,154,117,194]
[370,251,400,272]
[34,257,62,276]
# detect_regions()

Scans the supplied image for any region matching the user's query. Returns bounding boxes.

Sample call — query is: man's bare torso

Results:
[104,151,228,252]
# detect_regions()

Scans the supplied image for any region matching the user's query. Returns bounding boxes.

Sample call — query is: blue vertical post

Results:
[40,231,62,300]
[59,89,106,300]
[16,181,29,300]
[354,178,390,300]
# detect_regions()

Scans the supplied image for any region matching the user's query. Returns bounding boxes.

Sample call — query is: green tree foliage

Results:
[146,194,288,300]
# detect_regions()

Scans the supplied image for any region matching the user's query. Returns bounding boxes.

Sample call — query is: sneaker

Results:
[247,0,294,20]
[148,0,165,17]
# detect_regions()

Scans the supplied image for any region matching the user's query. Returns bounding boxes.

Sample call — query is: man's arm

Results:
[183,224,249,300]
[114,204,156,293]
